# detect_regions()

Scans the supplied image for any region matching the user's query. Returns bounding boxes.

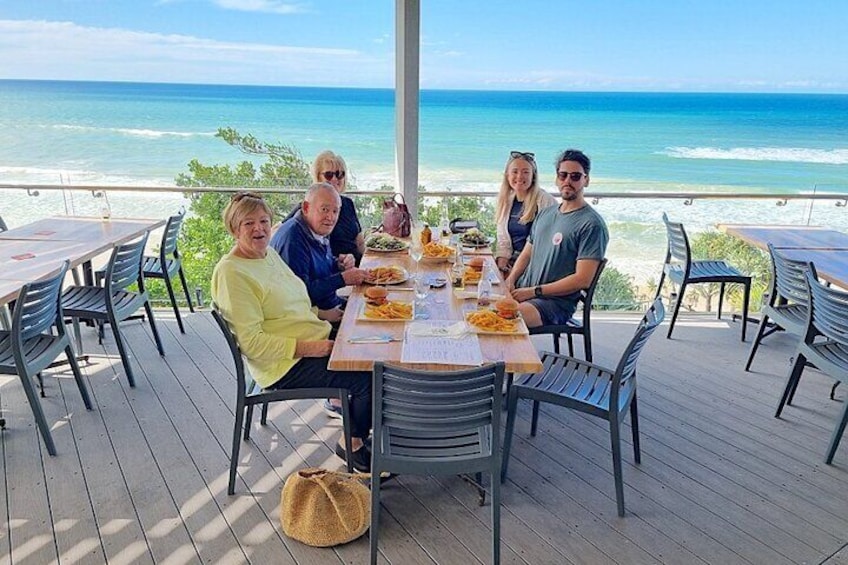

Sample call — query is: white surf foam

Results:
[661,146,848,165]
[52,124,213,138]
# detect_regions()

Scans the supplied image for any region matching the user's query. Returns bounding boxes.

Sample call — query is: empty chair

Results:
[655,212,751,341]
[745,244,811,371]
[0,261,92,455]
[0,215,7,232]
[449,218,480,234]
[370,361,504,565]
[776,268,848,464]
[62,233,164,387]
[141,212,194,333]
[211,307,352,494]
[502,298,665,517]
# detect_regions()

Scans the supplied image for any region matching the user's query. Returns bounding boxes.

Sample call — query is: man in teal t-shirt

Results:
[505,148,608,328]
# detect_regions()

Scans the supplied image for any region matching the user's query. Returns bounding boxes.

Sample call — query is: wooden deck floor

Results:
[1,308,847,564]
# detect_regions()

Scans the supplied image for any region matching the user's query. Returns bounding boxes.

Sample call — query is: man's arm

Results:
[511,258,600,303]
[504,242,532,292]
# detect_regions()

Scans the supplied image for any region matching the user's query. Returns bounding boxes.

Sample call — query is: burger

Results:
[364,285,388,306]
[467,256,485,272]
[494,297,520,320]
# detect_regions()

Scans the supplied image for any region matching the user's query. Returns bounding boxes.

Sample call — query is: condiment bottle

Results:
[477,264,493,307]
[421,224,432,246]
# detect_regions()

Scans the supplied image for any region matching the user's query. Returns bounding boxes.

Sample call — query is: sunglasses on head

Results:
[322,170,346,181]
[557,171,586,182]
[510,151,535,161]
[231,191,264,202]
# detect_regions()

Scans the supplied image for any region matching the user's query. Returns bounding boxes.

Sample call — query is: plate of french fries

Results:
[465,309,529,335]
[420,242,455,263]
[365,266,409,285]
[461,267,500,286]
[360,300,415,321]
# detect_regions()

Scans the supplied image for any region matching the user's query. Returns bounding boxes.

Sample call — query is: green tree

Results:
[595,265,640,310]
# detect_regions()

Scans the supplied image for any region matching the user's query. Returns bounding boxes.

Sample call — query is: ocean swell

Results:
[661,146,848,165]
[52,124,212,138]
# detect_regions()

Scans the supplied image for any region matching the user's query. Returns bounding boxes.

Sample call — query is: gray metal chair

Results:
[141,212,194,333]
[0,215,7,232]
[655,212,751,341]
[776,268,848,464]
[211,307,353,494]
[62,233,164,388]
[370,361,504,565]
[502,298,665,517]
[745,244,811,371]
[0,260,92,455]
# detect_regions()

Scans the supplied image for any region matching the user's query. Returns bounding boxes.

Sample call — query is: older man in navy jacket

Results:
[271,182,369,324]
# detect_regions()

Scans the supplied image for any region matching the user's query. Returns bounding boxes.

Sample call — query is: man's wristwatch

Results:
[534,285,544,298]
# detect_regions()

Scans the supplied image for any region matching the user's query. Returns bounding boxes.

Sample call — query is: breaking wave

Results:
[661,146,848,165]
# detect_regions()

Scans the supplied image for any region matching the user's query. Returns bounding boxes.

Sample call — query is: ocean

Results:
[1,79,847,282]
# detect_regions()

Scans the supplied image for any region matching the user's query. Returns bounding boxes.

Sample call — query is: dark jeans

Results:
[269,357,372,439]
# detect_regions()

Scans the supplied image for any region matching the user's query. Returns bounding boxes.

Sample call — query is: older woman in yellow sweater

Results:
[211,191,372,472]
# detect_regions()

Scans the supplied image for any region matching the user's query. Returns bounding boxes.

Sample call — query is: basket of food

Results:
[365,266,409,285]
[365,233,409,253]
[420,241,454,263]
[459,228,491,248]
[360,288,414,321]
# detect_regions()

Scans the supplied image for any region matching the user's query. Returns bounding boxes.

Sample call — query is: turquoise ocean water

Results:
[1,80,847,281]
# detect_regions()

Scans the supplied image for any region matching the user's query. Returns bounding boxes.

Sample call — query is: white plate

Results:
[364,266,410,285]
[357,300,415,322]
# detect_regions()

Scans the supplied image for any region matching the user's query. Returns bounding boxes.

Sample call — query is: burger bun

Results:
[468,257,485,271]
[364,286,388,306]
[494,297,520,319]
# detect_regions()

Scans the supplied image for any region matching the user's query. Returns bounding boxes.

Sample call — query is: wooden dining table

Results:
[328,245,543,374]
[0,216,165,305]
[718,223,848,288]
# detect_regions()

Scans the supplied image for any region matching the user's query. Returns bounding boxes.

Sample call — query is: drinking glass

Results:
[413,275,430,319]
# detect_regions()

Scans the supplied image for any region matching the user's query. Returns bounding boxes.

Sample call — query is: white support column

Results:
[395,0,420,220]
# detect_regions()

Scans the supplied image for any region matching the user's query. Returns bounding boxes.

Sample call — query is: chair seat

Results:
[62,286,147,320]
[801,340,848,379]
[141,255,180,278]
[0,332,67,373]
[763,303,808,333]
[667,260,749,285]
[513,356,632,417]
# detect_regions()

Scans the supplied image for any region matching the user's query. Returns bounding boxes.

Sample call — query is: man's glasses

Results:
[231,191,264,202]
[322,170,346,181]
[510,151,535,161]
[557,171,586,182]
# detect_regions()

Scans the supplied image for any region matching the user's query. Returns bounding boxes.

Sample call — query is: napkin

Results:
[406,321,470,338]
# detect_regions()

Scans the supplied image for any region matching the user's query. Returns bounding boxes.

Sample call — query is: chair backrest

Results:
[12,260,70,346]
[372,361,504,473]
[159,212,185,260]
[578,258,607,317]
[211,306,249,395]
[768,243,812,308]
[105,232,149,294]
[449,218,479,234]
[0,215,7,232]
[661,212,691,267]
[804,268,848,345]
[610,298,666,412]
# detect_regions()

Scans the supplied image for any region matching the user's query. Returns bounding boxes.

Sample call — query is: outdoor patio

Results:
[1,308,846,564]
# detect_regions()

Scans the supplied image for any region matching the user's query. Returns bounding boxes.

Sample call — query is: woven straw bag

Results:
[280,468,371,547]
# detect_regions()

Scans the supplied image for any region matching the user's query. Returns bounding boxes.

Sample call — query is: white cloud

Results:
[211,0,307,15]
[0,19,392,86]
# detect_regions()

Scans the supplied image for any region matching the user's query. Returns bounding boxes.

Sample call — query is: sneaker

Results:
[323,399,343,419]
[335,442,371,473]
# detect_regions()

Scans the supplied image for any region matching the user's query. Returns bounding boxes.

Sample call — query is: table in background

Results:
[329,249,542,374]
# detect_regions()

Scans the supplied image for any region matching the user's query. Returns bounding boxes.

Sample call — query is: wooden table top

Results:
[718,224,848,250]
[773,249,848,289]
[328,250,543,374]
[0,216,164,245]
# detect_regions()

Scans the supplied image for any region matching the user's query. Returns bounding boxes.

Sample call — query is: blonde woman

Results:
[312,150,366,265]
[495,151,556,273]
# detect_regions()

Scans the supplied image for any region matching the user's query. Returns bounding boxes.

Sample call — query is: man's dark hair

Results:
[555,149,591,174]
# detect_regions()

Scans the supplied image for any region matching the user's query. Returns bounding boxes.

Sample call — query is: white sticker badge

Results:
[552,232,563,246]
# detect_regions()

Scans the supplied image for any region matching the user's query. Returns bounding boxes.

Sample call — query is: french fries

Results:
[462,268,482,284]
[367,266,405,284]
[466,309,519,333]
[423,242,453,258]
[364,301,414,320]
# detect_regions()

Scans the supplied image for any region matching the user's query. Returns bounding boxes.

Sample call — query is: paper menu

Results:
[400,320,484,366]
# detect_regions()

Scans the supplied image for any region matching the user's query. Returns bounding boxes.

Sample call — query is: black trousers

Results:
[269,357,371,439]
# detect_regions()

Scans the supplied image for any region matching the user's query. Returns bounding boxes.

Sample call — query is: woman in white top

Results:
[495,151,557,273]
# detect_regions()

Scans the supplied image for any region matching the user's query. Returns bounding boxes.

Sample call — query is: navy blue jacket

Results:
[270,211,345,310]
[285,195,362,265]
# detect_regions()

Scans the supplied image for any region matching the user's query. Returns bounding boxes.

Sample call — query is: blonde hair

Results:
[495,154,544,225]
[311,150,348,193]
[222,192,273,236]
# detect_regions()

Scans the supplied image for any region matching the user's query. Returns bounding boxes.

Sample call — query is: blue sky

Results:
[0,0,845,92]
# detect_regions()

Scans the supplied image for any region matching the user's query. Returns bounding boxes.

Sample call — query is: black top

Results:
[508,198,532,256]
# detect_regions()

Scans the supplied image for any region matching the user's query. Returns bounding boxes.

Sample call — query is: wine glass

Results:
[409,226,424,276]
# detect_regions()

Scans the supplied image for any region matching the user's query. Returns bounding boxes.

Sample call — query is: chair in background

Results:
[745,244,811,371]
[370,361,504,565]
[0,215,7,232]
[775,268,848,464]
[141,212,194,333]
[62,233,164,388]
[449,218,480,234]
[502,298,665,517]
[0,261,93,455]
[211,307,352,494]
[655,212,751,341]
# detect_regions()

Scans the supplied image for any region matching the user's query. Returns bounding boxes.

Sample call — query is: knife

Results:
[347,335,403,344]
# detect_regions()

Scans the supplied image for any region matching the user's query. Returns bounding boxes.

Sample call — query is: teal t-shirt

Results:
[517,204,608,308]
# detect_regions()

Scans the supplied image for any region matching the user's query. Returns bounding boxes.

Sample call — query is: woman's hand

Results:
[295,340,334,358]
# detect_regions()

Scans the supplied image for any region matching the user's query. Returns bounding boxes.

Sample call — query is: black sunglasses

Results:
[557,171,586,182]
[510,151,535,161]
[322,170,346,181]
[231,191,264,201]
